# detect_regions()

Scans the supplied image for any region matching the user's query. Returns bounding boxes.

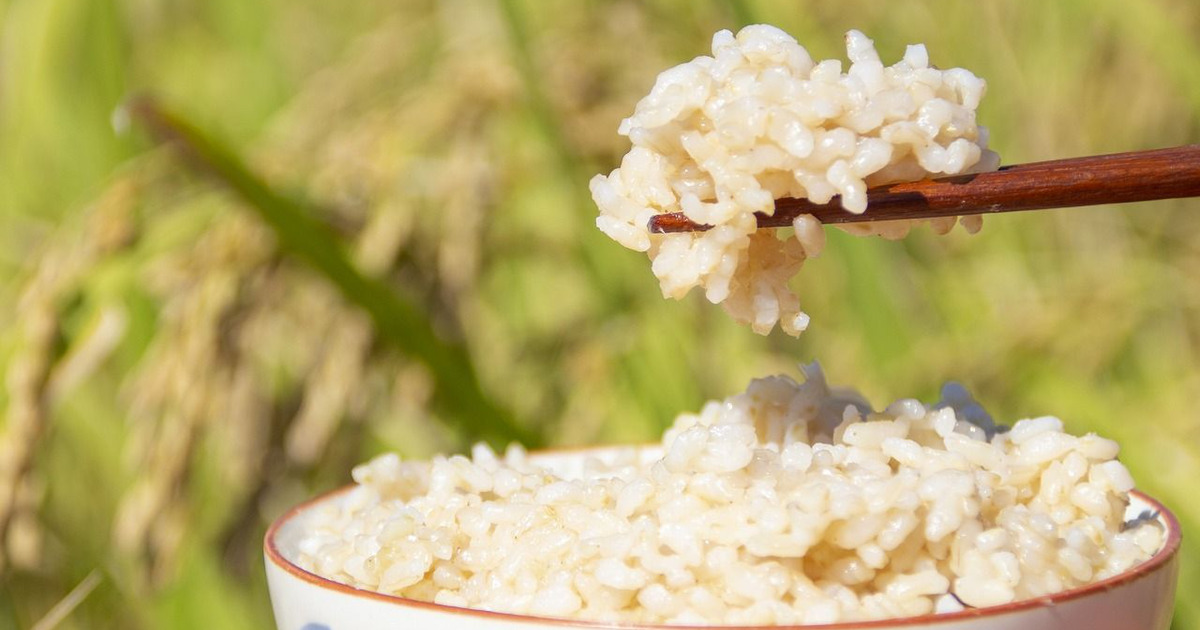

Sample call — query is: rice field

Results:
[0,0,1197,628]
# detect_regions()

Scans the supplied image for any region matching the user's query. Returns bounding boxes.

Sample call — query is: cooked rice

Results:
[590,25,1000,335]
[294,365,1161,625]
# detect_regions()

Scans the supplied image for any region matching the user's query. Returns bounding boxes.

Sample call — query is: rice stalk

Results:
[29,570,102,630]
[0,251,73,572]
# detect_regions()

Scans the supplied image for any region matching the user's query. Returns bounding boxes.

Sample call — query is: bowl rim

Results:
[265,448,1181,629]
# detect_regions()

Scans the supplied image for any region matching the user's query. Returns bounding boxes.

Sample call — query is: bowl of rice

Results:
[264,366,1180,629]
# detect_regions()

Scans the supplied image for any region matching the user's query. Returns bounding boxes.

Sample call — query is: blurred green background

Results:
[0,0,1197,627]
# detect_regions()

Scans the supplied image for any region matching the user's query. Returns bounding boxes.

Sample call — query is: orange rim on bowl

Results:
[266,480,1179,630]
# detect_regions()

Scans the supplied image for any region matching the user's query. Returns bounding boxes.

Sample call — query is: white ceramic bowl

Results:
[265,447,1181,630]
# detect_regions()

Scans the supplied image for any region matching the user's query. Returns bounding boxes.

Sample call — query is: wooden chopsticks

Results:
[647,145,1200,234]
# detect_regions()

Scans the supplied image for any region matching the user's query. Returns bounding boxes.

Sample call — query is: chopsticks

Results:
[647,145,1200,234]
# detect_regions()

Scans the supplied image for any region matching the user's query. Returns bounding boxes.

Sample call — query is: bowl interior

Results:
[267,445,1181,628]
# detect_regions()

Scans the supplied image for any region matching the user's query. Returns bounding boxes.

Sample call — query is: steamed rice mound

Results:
[295,366,1161,625]
[591,26,1001,335]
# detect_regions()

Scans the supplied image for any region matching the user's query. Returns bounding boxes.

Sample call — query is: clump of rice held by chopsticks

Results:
[591,26,1000,335]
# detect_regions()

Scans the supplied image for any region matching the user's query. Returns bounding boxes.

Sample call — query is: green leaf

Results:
[125,97,541,448]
